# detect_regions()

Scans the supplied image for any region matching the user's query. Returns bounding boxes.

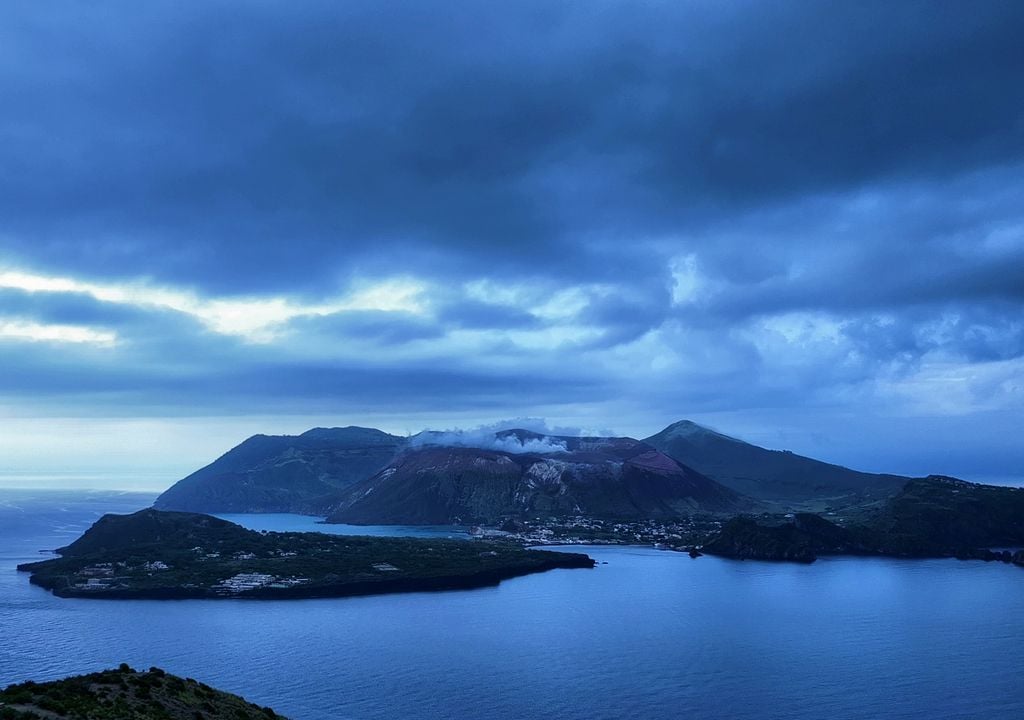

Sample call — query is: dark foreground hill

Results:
[19,508,594,600]
[154,427,405,514]
[0,665,283,720]
[645,420,909,507]
[327,430,746,525]
[702,476,1024,564]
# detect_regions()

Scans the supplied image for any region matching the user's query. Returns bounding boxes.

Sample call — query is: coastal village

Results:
[470,515,726,552]
[63,547,316,595]
[214,572,310,595]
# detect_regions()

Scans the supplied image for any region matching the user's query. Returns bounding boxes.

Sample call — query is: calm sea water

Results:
[2,490,1023,720]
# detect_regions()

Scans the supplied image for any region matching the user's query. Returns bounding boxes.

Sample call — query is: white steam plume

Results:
[408,418,598,454]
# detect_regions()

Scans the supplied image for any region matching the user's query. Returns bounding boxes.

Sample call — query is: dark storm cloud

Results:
[0,0,1021,296]
[680,229,1024,325]
[576,283,674,348]
[843,307,1024,364]
[668,162,1024,363]
[0,0,1022,483]
[0,331,607,415]
[214,361,601,411]
[285,310,444,345]
[0,288,149,327]
[434,301,539,331]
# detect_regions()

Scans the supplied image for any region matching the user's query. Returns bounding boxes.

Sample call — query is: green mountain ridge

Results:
[645,420,909,507]
[154,427,405,514]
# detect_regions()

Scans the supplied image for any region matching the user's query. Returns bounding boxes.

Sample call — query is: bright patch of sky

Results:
[0,319,117,346]
[0,269,426,342]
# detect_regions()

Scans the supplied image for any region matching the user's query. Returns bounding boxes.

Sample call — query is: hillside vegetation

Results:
[154,427,404,514]
[645,420,907,508]
[0,666,282,720]
[702,477,1024,564]
[19,509,594,600]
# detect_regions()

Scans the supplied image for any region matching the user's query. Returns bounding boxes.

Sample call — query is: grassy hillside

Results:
[646,420,907,508]
[701,476,1024,564]
[154,427,405,514]
[859,476,1024,556]
[0,666,282,720]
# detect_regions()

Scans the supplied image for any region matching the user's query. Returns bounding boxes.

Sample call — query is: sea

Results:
[2,489,1023,720]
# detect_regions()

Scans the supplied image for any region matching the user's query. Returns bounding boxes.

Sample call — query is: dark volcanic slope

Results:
[327,431,745,524]
[645,420,908,505]
[0,666,283,719]
[154,426,405,514]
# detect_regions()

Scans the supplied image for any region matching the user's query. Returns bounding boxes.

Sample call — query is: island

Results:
[17,509,595,600]
[700,476,1024,565]
[0,665,283,720]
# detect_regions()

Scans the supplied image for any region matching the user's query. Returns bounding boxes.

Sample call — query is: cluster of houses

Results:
[213,572,310,595]
[191,546,221,559]
[489,515,724,548]
[72,577,115,591]
[70,560,169,592]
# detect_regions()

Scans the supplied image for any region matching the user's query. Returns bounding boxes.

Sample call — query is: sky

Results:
[1,1,1022,489]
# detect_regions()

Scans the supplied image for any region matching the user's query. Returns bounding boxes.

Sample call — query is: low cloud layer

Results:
[411,432,569,456]
[408,418,615,455]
